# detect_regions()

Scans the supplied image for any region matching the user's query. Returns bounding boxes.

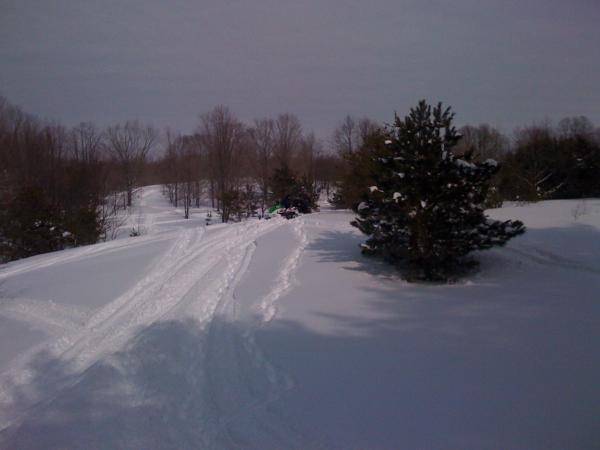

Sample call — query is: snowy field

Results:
[0,186,599,449]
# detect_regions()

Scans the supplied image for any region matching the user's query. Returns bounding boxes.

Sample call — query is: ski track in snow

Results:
[0,183,323,447]
[0,206,315,447]
[200,237,306,448]
[259,216,309,322]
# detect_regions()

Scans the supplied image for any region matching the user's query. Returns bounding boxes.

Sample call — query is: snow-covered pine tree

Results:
[351,100,525,281]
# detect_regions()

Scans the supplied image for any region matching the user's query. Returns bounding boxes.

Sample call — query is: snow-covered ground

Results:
[0,187,598,449]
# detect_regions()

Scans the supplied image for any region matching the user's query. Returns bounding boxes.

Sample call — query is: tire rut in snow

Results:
[259,216,308,322]
[0,219,287,433]
[199,220,313,449]
[58,219,285,371]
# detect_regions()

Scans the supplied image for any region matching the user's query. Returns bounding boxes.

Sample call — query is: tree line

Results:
[334,115,600,209]
[157,106,333,222]
[0,97,158,262]
[1,93,599,263]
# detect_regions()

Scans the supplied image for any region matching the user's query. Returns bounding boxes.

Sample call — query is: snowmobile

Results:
[265,203,299,220]
[279,207,299,220]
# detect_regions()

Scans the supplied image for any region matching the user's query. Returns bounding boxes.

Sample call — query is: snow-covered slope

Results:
[0,187,598,449]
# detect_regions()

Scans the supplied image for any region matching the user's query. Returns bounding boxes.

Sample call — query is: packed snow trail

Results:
[3,222,270,384]
[0,187,320,448]
[260,216,308,322]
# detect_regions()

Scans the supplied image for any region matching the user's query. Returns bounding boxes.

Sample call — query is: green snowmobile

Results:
[265,203,298,220]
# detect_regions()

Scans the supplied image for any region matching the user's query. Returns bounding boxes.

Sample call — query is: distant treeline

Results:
[157,106,337,222]
[333,116,600,209]
[1,94,599,262]
[0,97,163,262]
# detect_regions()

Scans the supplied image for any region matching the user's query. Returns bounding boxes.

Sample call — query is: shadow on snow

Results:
[1,222,600,449]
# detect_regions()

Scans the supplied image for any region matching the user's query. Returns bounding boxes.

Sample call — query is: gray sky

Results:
[1,0,599,139]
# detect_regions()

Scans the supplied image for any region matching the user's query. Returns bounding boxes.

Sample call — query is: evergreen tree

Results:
[332,132,382,210]
[269,164,318,214]
[0,186,72,261]
[352,101,525,281]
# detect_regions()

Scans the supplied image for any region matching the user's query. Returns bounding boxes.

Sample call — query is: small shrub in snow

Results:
[352,100,525,281]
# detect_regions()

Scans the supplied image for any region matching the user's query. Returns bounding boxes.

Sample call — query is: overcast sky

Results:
[1,0,599,139]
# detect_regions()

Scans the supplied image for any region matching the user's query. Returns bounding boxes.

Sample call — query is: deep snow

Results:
[0,187,598,449]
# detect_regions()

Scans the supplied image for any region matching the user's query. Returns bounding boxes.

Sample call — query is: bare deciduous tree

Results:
[332,115,379,155]
[357,118,380,144]
[249,118,275,214]
[69,122,104,164]
[274,113,302,168]
[106,120,158,207]
[198,106,245,222]
[164,131,200,219]
[297,132,320,186]
[457,124,509,162]
[332,115,357,156]
[557,116,594,140]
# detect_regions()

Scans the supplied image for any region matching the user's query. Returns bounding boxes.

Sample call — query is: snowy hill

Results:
[0,186,599,449]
